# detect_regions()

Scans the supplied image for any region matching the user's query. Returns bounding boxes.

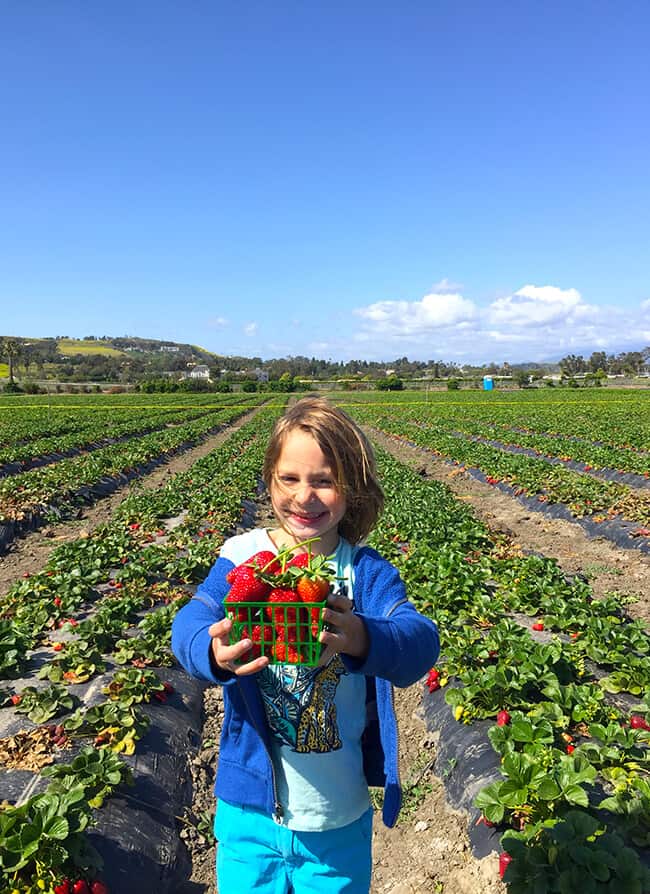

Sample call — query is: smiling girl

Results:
[171,397,439,893]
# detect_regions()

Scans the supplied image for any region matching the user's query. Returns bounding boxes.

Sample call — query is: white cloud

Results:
[488,285,590,328]
[346,284,650,364]
[243,322,257,337]
[431,277,464,293]
[355,290,477,336]
[207,316,228,329]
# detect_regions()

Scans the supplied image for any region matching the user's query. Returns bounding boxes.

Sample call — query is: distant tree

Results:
[514,370,532,388]
[375,375,404,391]
[588,351,607,373]
[559,354,587,375]
[0,337,23,384]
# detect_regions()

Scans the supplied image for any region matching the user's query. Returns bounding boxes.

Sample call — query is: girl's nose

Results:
[295,483,317,505]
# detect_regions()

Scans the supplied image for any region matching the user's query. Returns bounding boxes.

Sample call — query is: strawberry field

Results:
[1,389,649,894]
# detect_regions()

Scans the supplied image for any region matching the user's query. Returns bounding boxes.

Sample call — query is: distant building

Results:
[188,364,211,380]
[159,345,180,353]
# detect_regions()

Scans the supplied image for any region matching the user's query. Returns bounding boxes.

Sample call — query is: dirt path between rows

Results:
[0,408,262,598]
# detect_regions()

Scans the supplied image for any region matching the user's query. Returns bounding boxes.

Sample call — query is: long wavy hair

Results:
[262,397,384,545]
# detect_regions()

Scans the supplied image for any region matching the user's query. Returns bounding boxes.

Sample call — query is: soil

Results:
[3,417,649,894]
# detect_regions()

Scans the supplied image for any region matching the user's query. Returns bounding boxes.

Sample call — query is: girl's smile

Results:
[269,429,346,555]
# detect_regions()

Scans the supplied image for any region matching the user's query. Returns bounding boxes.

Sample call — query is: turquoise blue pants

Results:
[214,799,373,893]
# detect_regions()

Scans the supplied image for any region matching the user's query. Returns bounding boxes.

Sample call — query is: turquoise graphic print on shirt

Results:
[258,643,347,753]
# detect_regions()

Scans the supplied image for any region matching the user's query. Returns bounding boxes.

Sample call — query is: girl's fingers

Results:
[208,618,231,640]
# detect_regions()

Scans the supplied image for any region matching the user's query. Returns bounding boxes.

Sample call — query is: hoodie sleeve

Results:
[341,548,440,688]
[171,555,235,684]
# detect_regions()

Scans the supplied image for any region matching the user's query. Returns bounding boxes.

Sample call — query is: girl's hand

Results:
[319,594,369,660]
[208,618,269,676]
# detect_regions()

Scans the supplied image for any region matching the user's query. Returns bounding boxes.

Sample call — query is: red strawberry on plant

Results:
[54,881,71,894]
[532,621,545,631]
[499,852,512,879]
[630,714,650,731]
[496,709,511,726]
[90,881,110,894]
[73,881,90,894]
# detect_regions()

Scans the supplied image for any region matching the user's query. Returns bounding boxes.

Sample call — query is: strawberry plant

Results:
[500,808,650,892]
[0,784,102,883]
[41,747,133,809]
[101,668,166,707]
[0,621,31,678]
[63,702,149,756]
[12,684,77,724]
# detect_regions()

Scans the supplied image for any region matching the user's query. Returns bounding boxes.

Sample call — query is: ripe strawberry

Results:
[532,621,545,631]
[630,714,650,731]
[266,588,300,626]
[566,744,575,754]
[90,882,109,894]
[496,709,511,726]
[10,694,21,705]
[296,576,330,602]
[246,623,275,658]
[226,566,271,602]
[287,552,310,568]
[54,882,71,894]
[73,881,90,894]
[53,597,62,607]
[273,640,303,664]
[499,852,512,879]
[162,681,174,694]
[226,551,280,584]
[52,642,64,652]
[427,679,441,692]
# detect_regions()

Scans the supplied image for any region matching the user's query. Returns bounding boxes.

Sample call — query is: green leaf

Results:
[43,815,70,839]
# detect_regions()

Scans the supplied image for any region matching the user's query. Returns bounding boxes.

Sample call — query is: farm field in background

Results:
[0,389,649,893]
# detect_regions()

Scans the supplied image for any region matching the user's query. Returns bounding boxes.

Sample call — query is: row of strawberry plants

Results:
[0,405,224,471]
[0,404,253,527]
[0,394,266,455]
[340,389,650,452]
[413,414,650,480]
[356,406,650,526]
[364,445,650,891]
[0,407,283,892]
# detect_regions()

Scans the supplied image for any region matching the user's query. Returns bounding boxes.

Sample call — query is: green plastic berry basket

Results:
[226,599,328,666]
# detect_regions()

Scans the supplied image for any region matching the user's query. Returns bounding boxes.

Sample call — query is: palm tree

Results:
[0,337,23,385]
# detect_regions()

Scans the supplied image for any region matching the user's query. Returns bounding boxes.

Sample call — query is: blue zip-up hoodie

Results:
[171,537,439,828]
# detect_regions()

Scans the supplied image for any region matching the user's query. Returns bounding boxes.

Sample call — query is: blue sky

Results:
[1,1,649,365]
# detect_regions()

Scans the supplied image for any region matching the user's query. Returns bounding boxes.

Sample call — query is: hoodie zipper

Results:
[236,678,285,822]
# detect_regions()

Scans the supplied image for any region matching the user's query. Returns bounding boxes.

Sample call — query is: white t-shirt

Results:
[221,529,370,831]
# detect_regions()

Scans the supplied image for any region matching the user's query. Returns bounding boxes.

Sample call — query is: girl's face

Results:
[269,428,346,555]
